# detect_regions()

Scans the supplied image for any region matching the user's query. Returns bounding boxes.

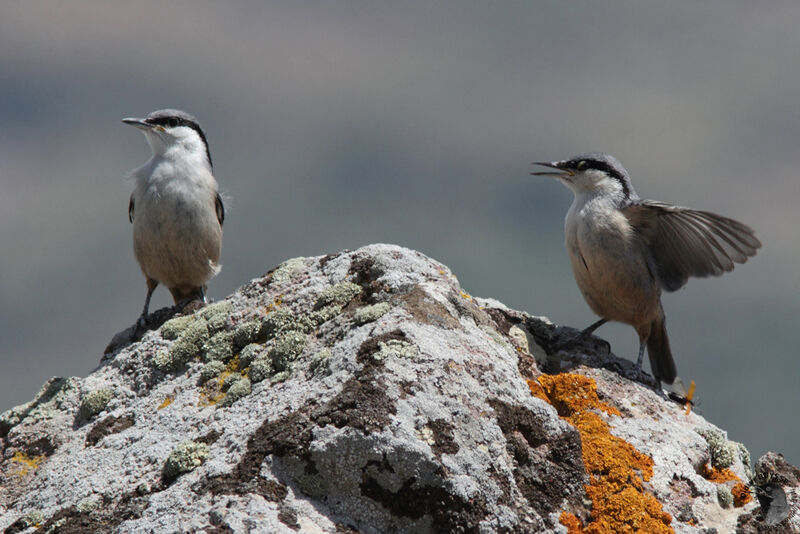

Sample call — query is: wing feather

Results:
[623,200,760,292]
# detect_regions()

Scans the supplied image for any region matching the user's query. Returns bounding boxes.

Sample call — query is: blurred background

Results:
[1,2,797,464]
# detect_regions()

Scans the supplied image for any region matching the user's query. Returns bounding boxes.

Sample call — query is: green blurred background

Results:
[1,2,797,464]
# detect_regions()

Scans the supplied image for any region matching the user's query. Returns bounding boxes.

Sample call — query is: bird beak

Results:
[122,117,153,130]
[531,161,574,178]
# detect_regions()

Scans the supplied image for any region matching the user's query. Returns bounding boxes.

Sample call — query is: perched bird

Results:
[532,153,760,386]
[123,109,224,327]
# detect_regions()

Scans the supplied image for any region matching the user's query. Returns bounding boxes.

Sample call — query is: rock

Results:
[0,244,793,533]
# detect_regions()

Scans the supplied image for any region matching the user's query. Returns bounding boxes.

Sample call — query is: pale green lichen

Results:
[198,360,227,384]
[374,339,419,361]
[1,377,79,433]
[270,370,292,384]
[480,324,512,351]
[199,300,232,332]
[307,305,344,326]
[354,302,391,325]
[239,343,263,368]
[136,482,151,495]
[314,281,362,309]
[220,378,251,407]
[160,315,197,340]
[232,320,264,350]
[271,257,306,284]
[79,388,114,420]
[269,331,308,371]
[221,373,242,391]
[248,356,274,383]
[76,496,100,514]
[737,442,753,478]
[163,440,209,480]
[717,485,733,508]
[203,331,235,362]
[309,349,332,376]
[21,511,44,528]
[697,428,737,469]
[155,318,210,372]
[262,309,316,339]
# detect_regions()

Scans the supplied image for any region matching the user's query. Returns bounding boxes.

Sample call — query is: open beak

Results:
[122,117,153,130]
[531,161,574,178]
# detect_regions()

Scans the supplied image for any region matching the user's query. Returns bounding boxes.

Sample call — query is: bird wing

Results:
[215,192,225,226]
[622,200,761,292]
[128,195,134,223]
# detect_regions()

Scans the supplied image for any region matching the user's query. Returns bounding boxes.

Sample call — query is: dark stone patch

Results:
[22,493,149,534]
[489,399,586,523]
[21,436,57,457]
[277,504,300,530]
[359,461,489,534]
[400,288,461,330]
[319,251,345,268]
[201,334,398,498]
[196,429,222,446]
[312,378,395,434]
[355,329,409,366]
[347,256,388,302]
[483,307,520,335]
[85,414,135,447]
[428,419,459,457]
[206,524,234,534]
[200,409,310,498]
[3,519,26,534]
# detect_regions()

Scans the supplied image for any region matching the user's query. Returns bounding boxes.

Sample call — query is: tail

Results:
[647,317,677,385]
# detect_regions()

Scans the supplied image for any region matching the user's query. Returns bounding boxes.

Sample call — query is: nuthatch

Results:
[532,153,760,386]
[123,109,224,327]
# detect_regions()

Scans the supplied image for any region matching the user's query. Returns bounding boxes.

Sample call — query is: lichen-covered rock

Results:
[354,301,391,324]
[0,244,790,534]
[163,440,210,481]
[78,388,114,420]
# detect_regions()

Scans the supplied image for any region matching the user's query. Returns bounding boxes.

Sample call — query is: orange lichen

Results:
[700,463,739,483]
[157,395,174,410]
[732,482,753,507]
[264,295,283,313]
[560,511,585,534]
[533,374,674,534]
[684,380,696,415]
[527,379,550,404]
[198,356,244,407]
[8,451,45,477]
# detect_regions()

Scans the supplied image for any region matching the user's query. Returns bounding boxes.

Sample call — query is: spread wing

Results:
[623,200,761,292]
[215,192,225,226]
[128,195,134,223]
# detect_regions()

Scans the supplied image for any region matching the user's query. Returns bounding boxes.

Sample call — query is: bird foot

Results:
[551,328,611,356]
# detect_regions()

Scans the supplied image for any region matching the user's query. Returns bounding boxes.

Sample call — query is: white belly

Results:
[565,198,660,327]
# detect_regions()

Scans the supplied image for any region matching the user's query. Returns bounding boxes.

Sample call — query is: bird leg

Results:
[135,278,159,332]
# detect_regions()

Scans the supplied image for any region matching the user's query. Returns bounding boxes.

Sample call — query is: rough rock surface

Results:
[0,244,796,533]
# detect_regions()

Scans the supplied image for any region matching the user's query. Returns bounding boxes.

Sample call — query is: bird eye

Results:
[577,160,587,170]
[167,118,179,128]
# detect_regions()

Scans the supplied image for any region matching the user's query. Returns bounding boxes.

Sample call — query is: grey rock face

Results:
[0,244,790,533]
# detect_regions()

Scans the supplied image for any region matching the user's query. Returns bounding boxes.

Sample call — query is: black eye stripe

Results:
[144,115,213,168]
[570,159,630,197]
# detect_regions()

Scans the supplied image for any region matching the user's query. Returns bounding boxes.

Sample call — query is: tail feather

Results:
[647,318,677,385]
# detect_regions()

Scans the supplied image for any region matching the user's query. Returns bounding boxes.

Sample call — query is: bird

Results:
[532,153,760,386]
[123,109,224,328]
